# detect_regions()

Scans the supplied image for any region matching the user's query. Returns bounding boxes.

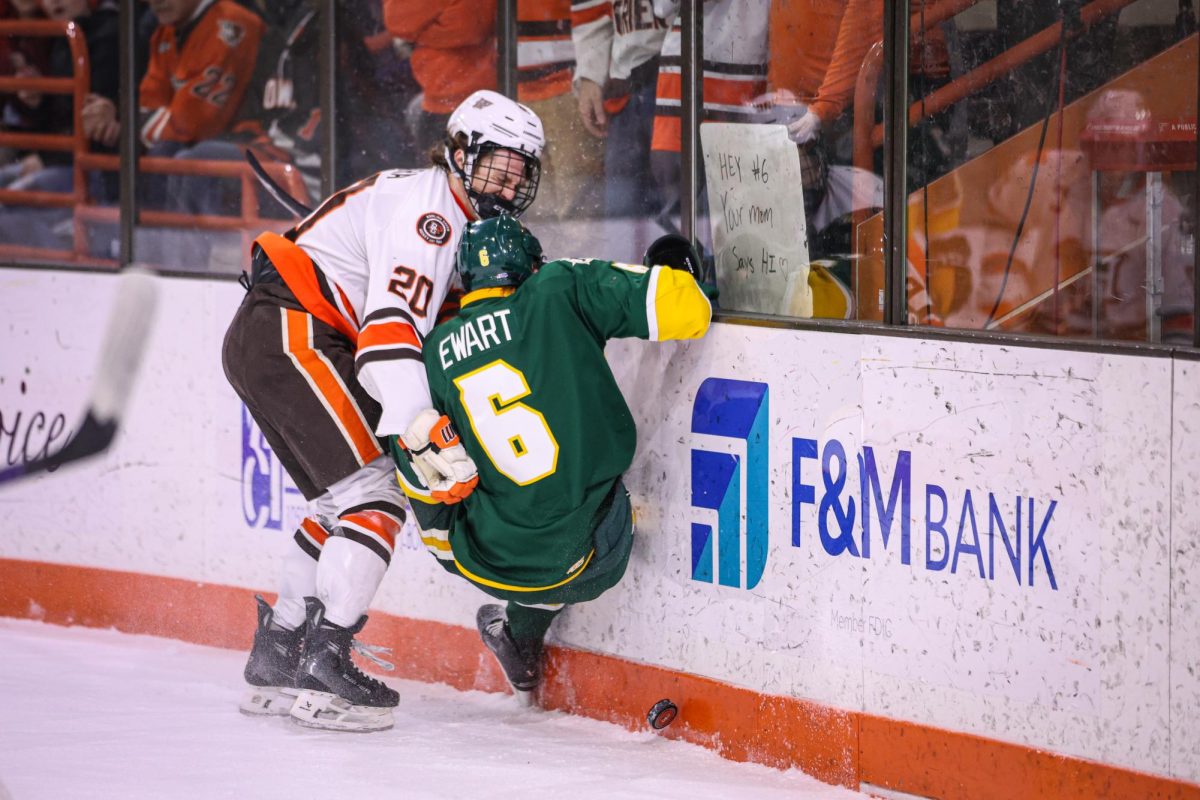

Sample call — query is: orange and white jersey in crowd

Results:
[570,0,669,87]
[517,0,574,102]
[261,167,473,437]
[138,0,263,148]
[651,0,768,153]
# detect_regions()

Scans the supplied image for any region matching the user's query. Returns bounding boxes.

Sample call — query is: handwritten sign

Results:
[700,122,811,317]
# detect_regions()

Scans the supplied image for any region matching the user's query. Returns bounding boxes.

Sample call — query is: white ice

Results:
[0,619,867,800]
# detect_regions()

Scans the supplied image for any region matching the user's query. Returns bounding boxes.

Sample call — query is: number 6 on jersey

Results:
[454,360,558,485]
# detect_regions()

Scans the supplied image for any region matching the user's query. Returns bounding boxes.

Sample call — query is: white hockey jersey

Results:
[651,0,769,152]
[256,166,473,437]
[571,0,669,86]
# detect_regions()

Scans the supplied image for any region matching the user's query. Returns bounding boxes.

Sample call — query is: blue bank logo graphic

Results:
[690,378,769,590]
[688,378,1061,593]
[240,405,302,529]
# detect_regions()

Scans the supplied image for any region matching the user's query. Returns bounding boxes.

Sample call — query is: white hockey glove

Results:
[747,90,807,127]
[399,409,479,504]
[651,0,680,21]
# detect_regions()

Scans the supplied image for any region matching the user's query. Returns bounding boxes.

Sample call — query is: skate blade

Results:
[238,686,297,717]
[289,690,394,733]
[512,689,537,709]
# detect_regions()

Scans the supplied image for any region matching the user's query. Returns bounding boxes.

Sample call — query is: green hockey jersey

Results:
[397,257,711,592]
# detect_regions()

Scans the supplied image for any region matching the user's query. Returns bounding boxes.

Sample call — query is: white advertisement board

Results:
[0,270,1196,784]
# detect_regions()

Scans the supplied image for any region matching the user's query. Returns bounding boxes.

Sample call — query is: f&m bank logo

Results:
[689,378,1061,592]
[690,378,769,589]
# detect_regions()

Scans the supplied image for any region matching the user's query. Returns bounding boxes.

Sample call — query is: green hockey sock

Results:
[505,603,562,641]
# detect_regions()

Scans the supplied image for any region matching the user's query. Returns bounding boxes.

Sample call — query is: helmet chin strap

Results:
[472,193,518,219]
[445,144,468,180]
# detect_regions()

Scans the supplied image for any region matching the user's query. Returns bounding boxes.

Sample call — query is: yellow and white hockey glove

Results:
[399,409,479,504]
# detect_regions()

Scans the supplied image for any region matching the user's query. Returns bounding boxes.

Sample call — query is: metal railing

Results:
[0,18,308,269]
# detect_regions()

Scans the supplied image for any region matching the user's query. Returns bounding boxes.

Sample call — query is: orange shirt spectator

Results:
[767,0,946,127]
[138,0,264,148]
[383,0,497,115]
[766,0,867,126]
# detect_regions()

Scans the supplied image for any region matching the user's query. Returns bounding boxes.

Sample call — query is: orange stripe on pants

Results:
[283,309,382,466]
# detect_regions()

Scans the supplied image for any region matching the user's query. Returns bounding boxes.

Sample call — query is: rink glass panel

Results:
[127,2,382,276]
[888,0,1199,343]
[0,0,1195,348]
[124,2,505,277]
[0,15,122,267]
[688,0,887,322]
[332,1,483,182]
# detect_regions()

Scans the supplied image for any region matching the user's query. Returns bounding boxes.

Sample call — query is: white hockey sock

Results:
[272,516,333,631]
[316,535,388,628]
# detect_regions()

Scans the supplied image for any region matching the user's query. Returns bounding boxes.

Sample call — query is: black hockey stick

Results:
[0,268,159,485]
[245,149,313,218]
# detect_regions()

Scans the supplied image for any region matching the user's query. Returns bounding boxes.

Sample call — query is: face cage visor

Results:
[461,144,541,219]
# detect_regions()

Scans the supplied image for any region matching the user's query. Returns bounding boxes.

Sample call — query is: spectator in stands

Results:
[126,0,264,268]
[336,0,421,180]
[159,0,319,220]
[383,0,499,156]
[648,0,768,227]
[119,0,264,235]
[516,0,603,220]
[229,0,320,205]
[0,0,52,183]
[134,0,263,158]
[5,0,118,182]
[752,0,875,220]
[154,0,418,223]
[0,0,117,251]
[754,1,953,252]
[0,0,45,75]
[572,0,669,218]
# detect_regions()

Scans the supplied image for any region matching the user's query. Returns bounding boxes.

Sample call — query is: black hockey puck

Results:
[646,699,678,730]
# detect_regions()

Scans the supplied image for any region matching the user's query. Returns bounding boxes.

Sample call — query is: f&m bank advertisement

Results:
[599,325,1173,769]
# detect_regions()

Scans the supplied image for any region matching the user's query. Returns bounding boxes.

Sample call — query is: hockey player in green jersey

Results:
[391,215,712,702]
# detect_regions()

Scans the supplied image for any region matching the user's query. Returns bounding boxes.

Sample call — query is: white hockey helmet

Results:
[445,90,545,218]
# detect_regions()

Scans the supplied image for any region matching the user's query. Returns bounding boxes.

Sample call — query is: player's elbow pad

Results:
[653,268,712,341]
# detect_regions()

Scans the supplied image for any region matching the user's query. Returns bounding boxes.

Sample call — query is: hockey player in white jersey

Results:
[222,89,545,732]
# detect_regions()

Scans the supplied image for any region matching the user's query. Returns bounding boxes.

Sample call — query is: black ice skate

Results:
[289,598,398,732]
[476,604,543,706]
[239,594,303,716]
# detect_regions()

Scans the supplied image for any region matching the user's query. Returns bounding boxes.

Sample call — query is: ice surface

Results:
[0,619,867,800]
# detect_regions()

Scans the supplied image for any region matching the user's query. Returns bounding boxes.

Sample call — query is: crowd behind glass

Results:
[0,0,1195,342]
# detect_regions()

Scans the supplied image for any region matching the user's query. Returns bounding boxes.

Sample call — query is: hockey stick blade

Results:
[0,268,159,486]
[245,149,313,219]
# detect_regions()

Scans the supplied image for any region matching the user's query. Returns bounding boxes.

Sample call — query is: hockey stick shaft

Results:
[245,150,313,219]
[0,268,159,486]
